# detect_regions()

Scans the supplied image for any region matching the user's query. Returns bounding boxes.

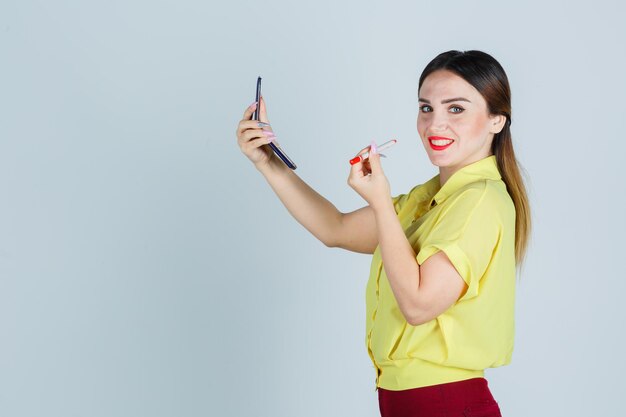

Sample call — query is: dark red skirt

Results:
[377,377,502,417]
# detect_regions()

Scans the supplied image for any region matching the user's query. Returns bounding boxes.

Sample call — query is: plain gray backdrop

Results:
[1,1,625,416]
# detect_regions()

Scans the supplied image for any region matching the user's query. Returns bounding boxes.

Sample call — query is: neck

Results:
[438,167,454,187]
[438,152,493,187]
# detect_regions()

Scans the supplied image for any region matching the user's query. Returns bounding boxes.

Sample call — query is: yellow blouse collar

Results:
[428,155,501,207]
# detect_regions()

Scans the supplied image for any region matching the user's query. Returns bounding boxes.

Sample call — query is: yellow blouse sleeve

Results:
[392,183,422,215]
[415,186,502,302]
[391,192,409,215]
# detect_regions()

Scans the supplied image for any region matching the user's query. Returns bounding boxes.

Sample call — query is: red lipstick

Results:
[428,136,455,151]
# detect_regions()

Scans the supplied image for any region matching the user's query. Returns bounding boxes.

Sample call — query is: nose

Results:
[428,111,449,133]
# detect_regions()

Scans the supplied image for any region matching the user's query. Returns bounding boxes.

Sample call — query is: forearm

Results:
[257,158,342,246]
[373,199,421,323]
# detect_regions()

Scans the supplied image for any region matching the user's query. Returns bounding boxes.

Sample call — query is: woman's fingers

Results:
[367,145,382,173]
[239,129,276,156]
[240,128,275,145]
[358,145,374,173]
[243,134,275,152]
[242,101,258,120]
[236,100,277,168]
[236,119,273,137]
[259,95,271,124]
[237,98,273,137]
[348,146,373,184]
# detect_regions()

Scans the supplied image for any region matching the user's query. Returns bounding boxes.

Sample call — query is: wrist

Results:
[256,156,287,177]
[371,197,395,215]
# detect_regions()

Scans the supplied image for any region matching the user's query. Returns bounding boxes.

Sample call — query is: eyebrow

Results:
[418,97,472,104]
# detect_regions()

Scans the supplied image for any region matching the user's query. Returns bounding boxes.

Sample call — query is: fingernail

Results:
[262,131,275,136]
[258,122,270,127]
[248,101,258,109]
[267,136,276,144]
[370,141,378,154]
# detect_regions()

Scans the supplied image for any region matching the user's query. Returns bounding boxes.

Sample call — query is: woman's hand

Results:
[235,96,279,170]
[347,142,391,210]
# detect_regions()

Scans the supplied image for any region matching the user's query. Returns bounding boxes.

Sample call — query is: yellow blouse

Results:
[365,155,516,391]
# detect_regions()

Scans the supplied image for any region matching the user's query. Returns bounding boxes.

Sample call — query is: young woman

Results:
[235,50,530,417]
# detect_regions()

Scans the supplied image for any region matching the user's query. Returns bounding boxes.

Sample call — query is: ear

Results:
[488,114,507,134]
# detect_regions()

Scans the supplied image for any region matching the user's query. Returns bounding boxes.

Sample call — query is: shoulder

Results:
[449,178,513,215]
[439,179,514,235]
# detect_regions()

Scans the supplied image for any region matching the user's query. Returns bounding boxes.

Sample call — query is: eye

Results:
[419,105,432,113]
[449,106,464,114]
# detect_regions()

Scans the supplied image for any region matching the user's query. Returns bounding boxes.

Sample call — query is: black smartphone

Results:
[253,76,297,170]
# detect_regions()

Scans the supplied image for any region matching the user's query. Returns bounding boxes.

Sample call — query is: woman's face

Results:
[417,70,505,174]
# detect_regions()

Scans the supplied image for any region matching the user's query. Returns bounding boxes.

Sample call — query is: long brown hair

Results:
[418,50,531,266]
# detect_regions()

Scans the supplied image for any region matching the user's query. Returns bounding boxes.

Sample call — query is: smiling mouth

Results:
[428,136,455,150]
